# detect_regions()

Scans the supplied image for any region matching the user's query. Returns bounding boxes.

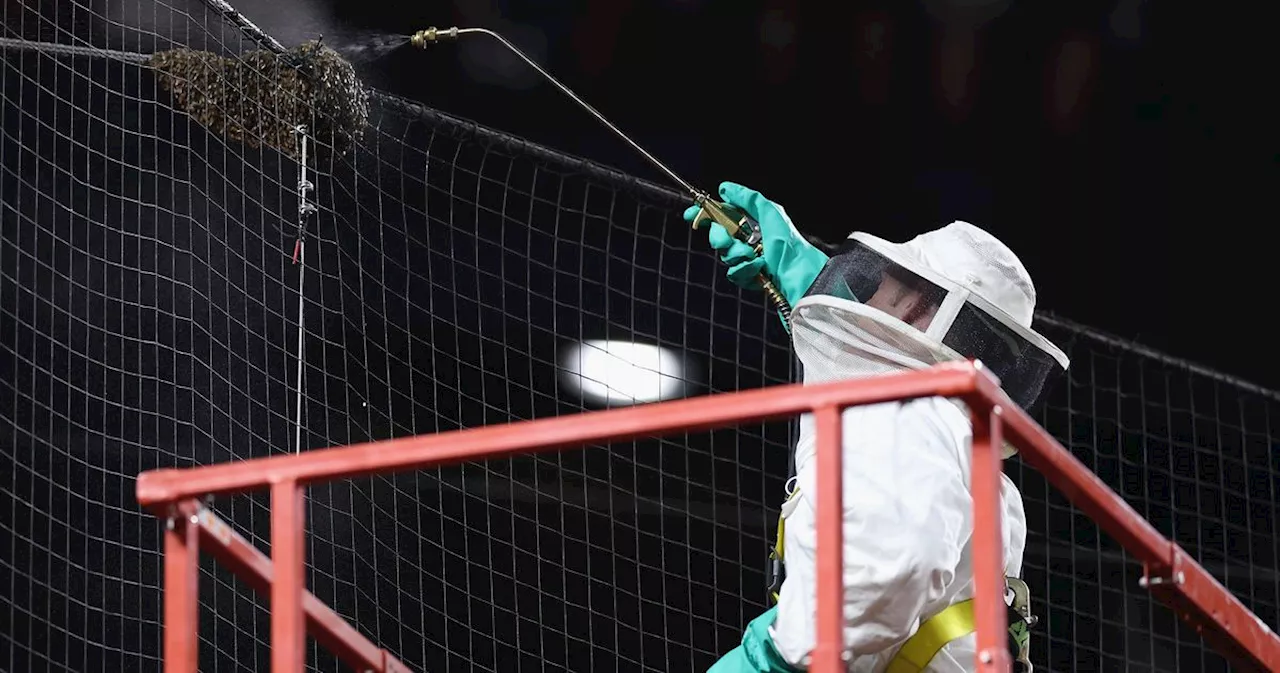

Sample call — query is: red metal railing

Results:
[135,361,1280,673]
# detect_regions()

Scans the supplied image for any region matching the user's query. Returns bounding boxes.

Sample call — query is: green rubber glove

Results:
[683,181,829,307]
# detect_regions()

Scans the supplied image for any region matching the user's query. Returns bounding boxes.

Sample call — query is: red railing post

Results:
[163,500,201,673]
[810,405,846,673]
[136,364,1280,672]
[970,403,1011,673]
[271,480,307,672]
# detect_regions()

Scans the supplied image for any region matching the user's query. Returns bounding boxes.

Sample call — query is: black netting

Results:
[1017,316,1280,672]
[1,2,1276,673]
[1,3,792,672]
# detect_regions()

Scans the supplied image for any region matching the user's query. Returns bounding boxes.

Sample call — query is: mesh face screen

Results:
[941,303,1062,411]
[807,240,1061,410]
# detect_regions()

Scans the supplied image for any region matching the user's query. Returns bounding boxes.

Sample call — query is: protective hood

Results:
[790,222,1069,450]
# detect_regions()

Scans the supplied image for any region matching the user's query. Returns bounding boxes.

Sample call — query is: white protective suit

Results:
[768,222,1070,671]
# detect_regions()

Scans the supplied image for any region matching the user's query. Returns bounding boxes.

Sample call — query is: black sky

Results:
[296,0,1277,387]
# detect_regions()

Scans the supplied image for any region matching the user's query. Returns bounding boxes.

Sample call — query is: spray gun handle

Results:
[690,199,793,329]
[691,199,762,249]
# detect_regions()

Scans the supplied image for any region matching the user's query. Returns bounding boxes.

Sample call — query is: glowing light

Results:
[559,340,689,407]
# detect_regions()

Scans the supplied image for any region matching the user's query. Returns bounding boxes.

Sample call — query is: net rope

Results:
[2,2,1276,672]
[0,36,151,64]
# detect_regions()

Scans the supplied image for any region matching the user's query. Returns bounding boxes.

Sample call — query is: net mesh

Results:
[0,2,1274,672]
[1014,316,1280,672]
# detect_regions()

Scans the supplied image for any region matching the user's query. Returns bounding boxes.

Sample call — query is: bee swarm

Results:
[147,40,370,158]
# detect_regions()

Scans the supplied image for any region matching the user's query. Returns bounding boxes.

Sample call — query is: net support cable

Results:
[291,125,317,454]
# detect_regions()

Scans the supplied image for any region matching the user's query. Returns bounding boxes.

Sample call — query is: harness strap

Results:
[884,600,976,673]
[766,486,1032,671]
[767,493,791,602]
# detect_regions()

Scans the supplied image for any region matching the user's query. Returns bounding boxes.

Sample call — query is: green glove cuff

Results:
[768,237,828,306]
[706,607,799,673]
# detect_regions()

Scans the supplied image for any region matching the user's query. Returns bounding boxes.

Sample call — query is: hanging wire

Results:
[291,124,318,453]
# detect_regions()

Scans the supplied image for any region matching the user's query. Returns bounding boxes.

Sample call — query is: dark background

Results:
[302,0,1276,389]
[3,1,1279,673]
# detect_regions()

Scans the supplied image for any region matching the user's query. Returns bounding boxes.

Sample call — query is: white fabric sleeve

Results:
[772,397,974,664]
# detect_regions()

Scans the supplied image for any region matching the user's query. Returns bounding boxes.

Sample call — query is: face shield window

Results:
[802,238,1067,412]
[805,241,949,333]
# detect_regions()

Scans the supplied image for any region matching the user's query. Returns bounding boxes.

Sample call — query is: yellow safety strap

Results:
[773,513,786,561]
[769,486,1018,671]
[884,599,976,673]
[768,493,791,602]
[769,490,997,671]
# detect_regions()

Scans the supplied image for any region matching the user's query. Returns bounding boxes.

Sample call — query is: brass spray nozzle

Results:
[409,27,460,49]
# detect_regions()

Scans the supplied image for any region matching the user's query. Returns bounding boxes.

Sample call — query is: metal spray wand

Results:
[409,26,793,327]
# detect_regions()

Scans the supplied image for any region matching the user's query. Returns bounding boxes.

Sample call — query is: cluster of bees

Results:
[147,40,370,159]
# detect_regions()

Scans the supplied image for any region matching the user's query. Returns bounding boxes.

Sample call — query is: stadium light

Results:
[559,339,690,407]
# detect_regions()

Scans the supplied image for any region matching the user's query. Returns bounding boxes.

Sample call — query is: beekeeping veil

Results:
[790,221,1069,457]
